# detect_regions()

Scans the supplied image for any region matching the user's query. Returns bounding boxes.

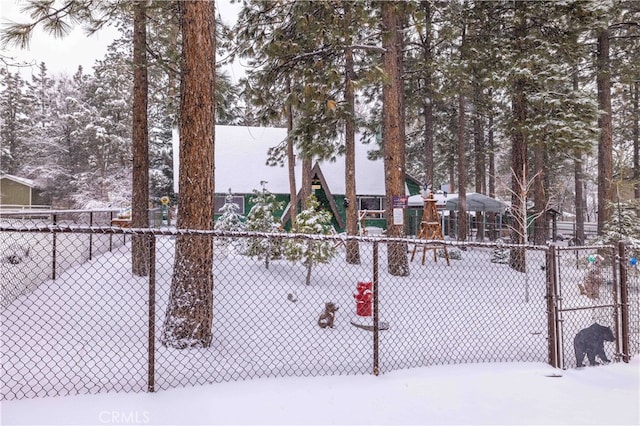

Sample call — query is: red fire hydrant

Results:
[354,281,373,317]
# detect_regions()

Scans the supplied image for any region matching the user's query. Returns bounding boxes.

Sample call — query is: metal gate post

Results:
[52,213,57,280]
[545,244,560,368]
[89,211,94,260]
[109,211,113,252]
[372,240,379,376]
[148,235,156,392]
[618,241,630,363]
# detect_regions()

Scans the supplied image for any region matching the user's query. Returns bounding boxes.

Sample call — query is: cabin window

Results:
[358,196,386,211]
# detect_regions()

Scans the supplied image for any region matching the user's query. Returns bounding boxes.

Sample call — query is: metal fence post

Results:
[618,241,630,363]
[148,234,156,392]
[109,211,113,252]
[372,240,379,376]
[545,243,559,368]
[52,213,57,280]
[89,211,93,261]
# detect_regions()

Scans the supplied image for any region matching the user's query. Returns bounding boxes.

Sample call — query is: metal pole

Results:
[618,241,630,363]
[611,246,621,361]
[148,235,156,392]
[52,213,57,280]
[109,211,113,252]
[89,211,93,260]
[545,244,559,368]
[372,241,379,376]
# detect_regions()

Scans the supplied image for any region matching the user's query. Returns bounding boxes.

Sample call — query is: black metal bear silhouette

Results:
[573,323,615,367]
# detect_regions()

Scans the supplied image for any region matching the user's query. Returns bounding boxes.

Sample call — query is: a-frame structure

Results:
[280,163,345,230]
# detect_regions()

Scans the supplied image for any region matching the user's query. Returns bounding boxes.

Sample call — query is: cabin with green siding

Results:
[173,126,423,233]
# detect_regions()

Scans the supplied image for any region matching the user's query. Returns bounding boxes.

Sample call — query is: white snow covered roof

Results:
[0,173,37,188]
[173,125,405,196]
[408,192,506,213]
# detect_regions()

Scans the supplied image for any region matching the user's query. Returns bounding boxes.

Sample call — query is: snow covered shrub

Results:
[439,247,461,260]
[244,183,283,268]
[491,248,510,264]
[590,199,640,263]
[284,195,336,286]
[214,189,246,256]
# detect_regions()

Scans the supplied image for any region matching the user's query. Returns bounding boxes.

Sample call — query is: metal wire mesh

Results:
[0,210,131,308]
[554,246,620,369]
[379,241,550,371]
[627,260,640,356]
[1,221,638,401]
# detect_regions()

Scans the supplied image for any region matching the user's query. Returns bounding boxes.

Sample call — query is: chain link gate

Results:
[548,243,632,369]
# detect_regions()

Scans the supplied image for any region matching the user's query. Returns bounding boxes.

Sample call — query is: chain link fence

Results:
[0,210,133,309]
[1,222,637,401]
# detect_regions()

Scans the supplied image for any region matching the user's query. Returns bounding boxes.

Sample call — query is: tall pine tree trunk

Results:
[473,82,485,240]
[285,78,297,230]
[488,103,496,240]
[633,81,639,201]
[488,95,495,199]
[345,42,360,264]
[457,92,467,242]
[571,69,585,245]
[509,1,527,272]
[301,156,312,210]
[574,154,586,245]
[597,28,613,234]
[533,140,546,245]
[457,24,467,242]
[131,0,149,276]
[162,1,216,349]
[381,2,408,276]
[421,1,434,191]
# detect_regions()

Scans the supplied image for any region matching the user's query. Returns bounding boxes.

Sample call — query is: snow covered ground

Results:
[0,219,128,308]
[1,229,639,425]
[2,357,638,425]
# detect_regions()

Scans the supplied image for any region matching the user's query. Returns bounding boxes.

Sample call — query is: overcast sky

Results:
[1,0,241,79]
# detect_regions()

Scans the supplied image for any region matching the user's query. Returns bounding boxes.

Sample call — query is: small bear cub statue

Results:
[318,302,339,329]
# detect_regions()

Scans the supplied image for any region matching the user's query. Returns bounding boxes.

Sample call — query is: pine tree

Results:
[131,0,150,276]
[0,69,30,174]
[69,65,132,208]
[214,189,246,256]
[284,194,336,286]
[381,1,409,277]
[592,199,640,251]
[163,0,216,349]
[244,182,283,268]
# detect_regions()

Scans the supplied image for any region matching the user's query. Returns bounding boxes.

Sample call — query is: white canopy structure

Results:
[408,192,506,240]
[408,192,505,213]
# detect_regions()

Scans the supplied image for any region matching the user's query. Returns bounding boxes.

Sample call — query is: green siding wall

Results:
[212,176,421,233]
[0,179,31,206]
